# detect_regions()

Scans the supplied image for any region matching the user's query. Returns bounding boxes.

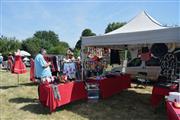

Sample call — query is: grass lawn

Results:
[0,69,167,120]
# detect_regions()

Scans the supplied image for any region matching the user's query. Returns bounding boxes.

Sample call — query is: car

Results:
[23,59,30,67]
[111,57,161,81]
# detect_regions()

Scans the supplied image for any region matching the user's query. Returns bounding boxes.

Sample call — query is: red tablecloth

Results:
[166,101,180,120]
[151,86,177,107]
[39,81,87,112]
[87,74,131,99]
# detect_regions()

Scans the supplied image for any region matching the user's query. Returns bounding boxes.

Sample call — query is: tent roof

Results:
[106,11,167,35]
[82,11,180,47]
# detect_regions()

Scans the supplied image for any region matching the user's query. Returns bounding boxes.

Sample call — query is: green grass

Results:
[0,69,166,120]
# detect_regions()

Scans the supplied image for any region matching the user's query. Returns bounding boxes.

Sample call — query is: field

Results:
[0,69,167,120]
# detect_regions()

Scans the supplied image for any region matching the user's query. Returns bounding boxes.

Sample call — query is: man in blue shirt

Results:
[34,48,52,79]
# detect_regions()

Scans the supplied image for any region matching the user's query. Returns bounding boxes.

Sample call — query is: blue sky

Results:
[1,0,180,47]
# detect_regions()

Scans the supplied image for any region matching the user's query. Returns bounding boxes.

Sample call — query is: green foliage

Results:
[75,29,96,50]
[81,29,96,36]
[75,39,82,50]
[58,41,69,48]
[33,30,60,50]
[48,44,68,55]
[73,49,80,58]
[105,22,126,33]
[21,37,41,57]
[22,31,70,57]
[0,36,21,58]
[33,30,59,46]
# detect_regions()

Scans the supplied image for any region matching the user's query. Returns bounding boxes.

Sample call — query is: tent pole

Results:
[81,46,84,81]
[122,47,128,73]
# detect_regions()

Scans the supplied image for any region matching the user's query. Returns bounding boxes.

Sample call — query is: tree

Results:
[48,44,68,55]
[33,30,59,45]
[81,29,96,36]
[75,29,96,50]
[32,30,60,51]
[48,41,69,55]
[105,22,126,33]
[21,37,41,57]
[22,30,70,57]
[0,36,22,59]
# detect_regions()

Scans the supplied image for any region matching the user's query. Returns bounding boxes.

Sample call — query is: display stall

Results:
[29,53,85,112]
[82,11,180,111]
[32,11,180,113]
[87,74,131,99]
[39,81,87,112]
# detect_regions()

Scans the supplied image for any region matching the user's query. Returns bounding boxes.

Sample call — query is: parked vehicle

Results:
[111,57,161,81]
[23,57,30,67]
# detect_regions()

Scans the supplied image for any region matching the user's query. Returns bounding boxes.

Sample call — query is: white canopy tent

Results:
[81,11,180,80]
[82,11,180,47]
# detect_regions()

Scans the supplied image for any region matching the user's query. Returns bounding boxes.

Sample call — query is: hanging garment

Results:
[141,52,151,61]
[110,49,120,65]
[13,55,27,74]
[63,62,76,79]
[56,56,60,72]
[30,58,35,82]
[51,84,61,100]
[151,43,168,58]
[140,47,151,61]
[44,55,58,72]
[52,56,61,72]
[160,53,177,81]
[8,59,14,73]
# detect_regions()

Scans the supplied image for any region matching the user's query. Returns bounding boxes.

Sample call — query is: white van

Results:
[111,57,161,81]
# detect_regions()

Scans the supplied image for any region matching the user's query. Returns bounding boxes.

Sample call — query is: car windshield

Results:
[127,58,142,67]
[145,58,160,66]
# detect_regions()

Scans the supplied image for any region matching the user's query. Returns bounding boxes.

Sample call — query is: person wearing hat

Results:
[63,48,76,80]
[0,53,3,69]
[63,48,75,62]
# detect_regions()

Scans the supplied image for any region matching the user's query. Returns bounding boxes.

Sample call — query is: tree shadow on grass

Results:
[20,103,50,114]
[9,97,51,114]
[19,82,38,87]
[0,85,18,89]
[9,97,37,103]
[0,83,37,90]
[60,90,167,120]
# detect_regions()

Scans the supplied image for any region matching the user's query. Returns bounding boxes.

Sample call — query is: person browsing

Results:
[34,48,52,82]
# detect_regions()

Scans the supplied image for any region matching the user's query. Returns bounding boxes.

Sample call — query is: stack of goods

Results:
[167,92,180,108]
[86,83,99,102]
[84,47,109,78]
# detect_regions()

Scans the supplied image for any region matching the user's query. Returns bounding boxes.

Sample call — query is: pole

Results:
[122,47,128,73]
[17,74,19,85]
[81,46,84,81]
